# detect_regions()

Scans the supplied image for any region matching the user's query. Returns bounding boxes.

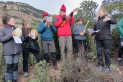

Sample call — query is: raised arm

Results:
[38,22,46,34]
[54,17,63,27]
[50,24,57,32]
[107,18,117,24]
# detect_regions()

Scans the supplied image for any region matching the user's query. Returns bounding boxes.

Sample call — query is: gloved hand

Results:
[43,20,46,23]
[70,12,74,16]
[62,16,66,21]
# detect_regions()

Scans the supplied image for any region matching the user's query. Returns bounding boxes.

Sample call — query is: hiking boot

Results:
[3,78,6,82]
[98,66,103,71]
[24,72,29,77]
[118,60,122,66]
[11,79,17,82]
[105,68,110,73]
[53,66,58,70]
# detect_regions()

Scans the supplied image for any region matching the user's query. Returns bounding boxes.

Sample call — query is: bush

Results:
[110,28,120,57]
[29,60,50,82]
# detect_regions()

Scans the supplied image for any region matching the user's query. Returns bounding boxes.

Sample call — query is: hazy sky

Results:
[1,0,103,14]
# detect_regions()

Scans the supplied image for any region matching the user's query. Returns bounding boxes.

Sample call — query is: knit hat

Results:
[60,4,66,12]
[42,12,49,17]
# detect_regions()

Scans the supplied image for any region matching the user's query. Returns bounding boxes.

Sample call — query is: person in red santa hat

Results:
[54,4,78,60]
[38,11,58,70]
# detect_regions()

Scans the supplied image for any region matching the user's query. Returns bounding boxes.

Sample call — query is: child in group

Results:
[73,17,87,53]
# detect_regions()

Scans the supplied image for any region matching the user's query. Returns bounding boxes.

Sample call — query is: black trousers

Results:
[96,40,111,67]
[118,39,123,58]
[75,39,86,53]
[23,47,42,72]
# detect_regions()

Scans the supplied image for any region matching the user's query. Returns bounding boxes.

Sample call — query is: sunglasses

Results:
[78,20,83,21]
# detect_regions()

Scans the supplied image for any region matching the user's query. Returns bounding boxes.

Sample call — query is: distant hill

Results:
[0,1,44,25]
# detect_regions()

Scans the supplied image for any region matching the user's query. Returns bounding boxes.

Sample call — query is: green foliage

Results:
[102,0,122,56]
[110,28,120,57]
[5,1,15,4]
[104,2,123,13]
[0,43,5,82]
[86,34,97,61]
[75,0,98,60]
[75,0,98,26]
[102,0,123,19]
[28,60,50,82]
[52,15,60,59]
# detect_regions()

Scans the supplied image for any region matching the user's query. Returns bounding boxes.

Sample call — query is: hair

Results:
[22,19,31,34]
[99,7,107,16]
[2,16,11,25]
[77,17,84,23]
[96,7,108,22]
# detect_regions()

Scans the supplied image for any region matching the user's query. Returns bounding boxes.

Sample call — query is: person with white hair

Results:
[89,8,117,73]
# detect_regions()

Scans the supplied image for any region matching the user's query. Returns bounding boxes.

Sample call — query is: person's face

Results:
[59,10,65,16]
[8,18,16,26]
[98,9,105,17]
[26,23,31,29]
[78,19,83,25]
[43,16,48,21]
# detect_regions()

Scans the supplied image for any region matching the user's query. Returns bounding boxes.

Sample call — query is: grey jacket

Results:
[0,26,22,56]
[73,24,86,40]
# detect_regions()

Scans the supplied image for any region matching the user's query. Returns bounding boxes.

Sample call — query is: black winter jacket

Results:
[93,16,117,40]
[22,28,38,48]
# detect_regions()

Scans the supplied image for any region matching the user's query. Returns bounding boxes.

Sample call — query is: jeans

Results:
[75,39,86,53]
[4,54,20,80]
[23,47,42,72]
[96,40,111,67]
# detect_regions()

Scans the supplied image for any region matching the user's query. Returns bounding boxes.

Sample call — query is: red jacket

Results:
[54,14,74,36]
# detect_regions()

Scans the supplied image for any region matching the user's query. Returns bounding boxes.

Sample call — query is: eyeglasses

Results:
[78,20,83,21]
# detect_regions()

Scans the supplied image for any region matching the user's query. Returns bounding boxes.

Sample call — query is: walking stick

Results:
[84,20,89,30]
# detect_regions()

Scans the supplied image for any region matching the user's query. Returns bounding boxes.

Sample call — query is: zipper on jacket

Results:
[12,27,16,54]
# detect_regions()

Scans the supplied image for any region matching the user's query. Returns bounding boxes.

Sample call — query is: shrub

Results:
[28,60,50,82]
[110,28,120,57]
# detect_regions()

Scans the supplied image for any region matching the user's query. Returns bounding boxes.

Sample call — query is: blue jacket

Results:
[38,21,56,41]
[73,24,86,40]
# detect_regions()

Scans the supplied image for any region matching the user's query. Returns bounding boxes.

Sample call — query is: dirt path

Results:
[18,67,36,82]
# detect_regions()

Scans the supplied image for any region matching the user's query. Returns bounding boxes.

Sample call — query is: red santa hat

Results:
[42,12,49,17]
[60,4,66,12]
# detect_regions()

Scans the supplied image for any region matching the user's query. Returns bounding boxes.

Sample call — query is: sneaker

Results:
[53,66,58,70]
[118,60,122,66]
[98,66,103,71]
[24,72,29,77]
[105,68,110,73]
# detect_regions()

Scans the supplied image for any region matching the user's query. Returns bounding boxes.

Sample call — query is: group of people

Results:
[0,4,123,82]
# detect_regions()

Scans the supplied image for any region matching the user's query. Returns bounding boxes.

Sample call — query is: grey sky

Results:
[1,0,103,14]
